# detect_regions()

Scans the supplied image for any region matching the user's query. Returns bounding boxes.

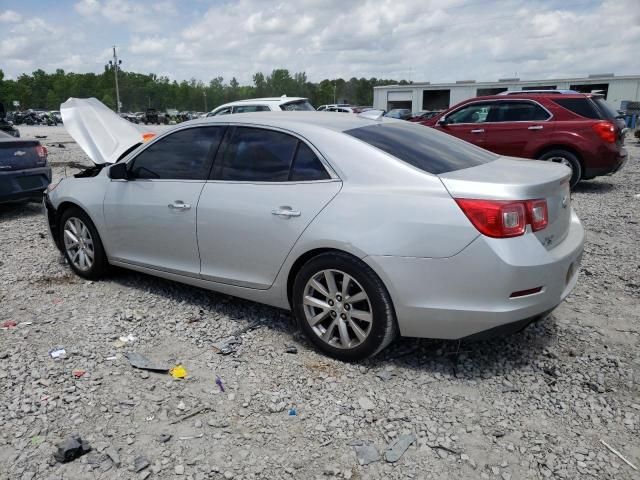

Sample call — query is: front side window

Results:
[488,101,550,122]
[446,103,491,123]
[213,107,232,116]
[128,127,224,180]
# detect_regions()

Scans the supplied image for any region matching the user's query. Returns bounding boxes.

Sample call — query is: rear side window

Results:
[290,142,330,181]
[345,123,497,174]
[213,127,298,181]
[280,100,315,111]
[552,98,601,119]
[233,105,271,113]
[129,127,224,180]
[489,101,550,121]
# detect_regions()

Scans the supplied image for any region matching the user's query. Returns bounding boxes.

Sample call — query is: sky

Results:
[1,0,639,84]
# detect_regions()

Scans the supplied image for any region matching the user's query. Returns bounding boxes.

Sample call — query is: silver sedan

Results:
[44,98,584,360]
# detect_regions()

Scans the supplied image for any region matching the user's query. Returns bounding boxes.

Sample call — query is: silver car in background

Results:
[44,98,584,361]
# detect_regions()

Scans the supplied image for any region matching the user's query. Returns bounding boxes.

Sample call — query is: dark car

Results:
[408,110,442,122]
[421,91,627,188]
[0,103,20,137]
[0,131,51,203]
[143,108,160,125]
[385,108,412,120]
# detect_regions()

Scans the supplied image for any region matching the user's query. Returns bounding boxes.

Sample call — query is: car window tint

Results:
[447,103,491,123]
[234,105,271,113]
[280,100,315,111]
[345,122,497,174]
[490,101,550,122]
[129,127,223,180]
[214,107,231,116]
[290,142,330,181]
[214,127,298,181]
[552,98,601,119]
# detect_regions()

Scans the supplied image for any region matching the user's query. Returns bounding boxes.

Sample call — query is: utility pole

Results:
[108,46,122,113]
[333,84,336,104]
[203,91,207,111]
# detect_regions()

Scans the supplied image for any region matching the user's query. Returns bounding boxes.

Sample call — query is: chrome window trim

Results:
[441,98,554,125]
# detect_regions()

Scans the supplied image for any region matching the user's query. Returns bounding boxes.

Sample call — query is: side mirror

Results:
[438,116,450,126]
[109,162,128,180]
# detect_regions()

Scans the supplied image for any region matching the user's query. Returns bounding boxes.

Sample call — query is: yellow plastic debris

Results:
[170,365,187,379]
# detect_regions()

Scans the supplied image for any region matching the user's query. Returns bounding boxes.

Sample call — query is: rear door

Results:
[103,126,225,276]
[436,101,491,148]
[483,100,553,157]
[197,126,341,289]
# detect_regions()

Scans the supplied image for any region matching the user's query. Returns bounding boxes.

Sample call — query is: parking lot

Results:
[1,125,638,479]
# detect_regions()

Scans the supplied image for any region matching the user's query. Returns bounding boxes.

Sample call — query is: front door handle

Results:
[528,125,544,130]
[272,207,301,218]
[168,201,191,211]
[470,128,485,133]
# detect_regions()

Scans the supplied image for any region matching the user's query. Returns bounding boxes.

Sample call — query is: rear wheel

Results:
[292,252,397,361]
[538,149,582,189]
[59,207,108,280]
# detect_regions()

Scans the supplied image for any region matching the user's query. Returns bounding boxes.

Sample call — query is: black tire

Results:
[292,252,398,361]
[58,207,108,280]
[538,149,582,189]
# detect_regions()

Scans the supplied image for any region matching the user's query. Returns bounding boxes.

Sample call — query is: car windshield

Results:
[592,97,619,120]
[281,100,315,111]
[344,122,497,174]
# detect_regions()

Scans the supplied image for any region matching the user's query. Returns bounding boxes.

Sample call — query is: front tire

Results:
[292,252,397,361]
[538,149,582,189]
[59,207,108,280]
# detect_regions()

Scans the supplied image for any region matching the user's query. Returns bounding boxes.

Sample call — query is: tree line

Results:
[0,67,411,112]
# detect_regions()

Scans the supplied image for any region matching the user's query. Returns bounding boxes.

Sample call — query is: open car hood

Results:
[61,97,150,164]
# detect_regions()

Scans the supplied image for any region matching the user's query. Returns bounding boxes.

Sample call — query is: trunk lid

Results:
[439,157,572,250]
[0,139,45,171]
[61,97,148,164]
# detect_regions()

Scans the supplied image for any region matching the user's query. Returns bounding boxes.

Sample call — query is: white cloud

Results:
[3,0,640,85]
[0,10,22,22]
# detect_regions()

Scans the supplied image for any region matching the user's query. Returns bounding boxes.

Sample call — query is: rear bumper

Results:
[0,166,52,203]
[365,209,585,339]
[582,147,627,179]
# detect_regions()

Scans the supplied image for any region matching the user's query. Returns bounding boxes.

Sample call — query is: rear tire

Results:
[59,207,108,280]
[292,252,397,361]
[538,149,582,189]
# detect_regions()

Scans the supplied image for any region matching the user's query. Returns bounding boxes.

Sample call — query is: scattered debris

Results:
[169,407,208,425]
[72,369,86,378]
[134,456,150,472]
[178,433,204,440]
[114,334,137,348]
[35,135,47,139]
[375,370,396,382]
[427,444,461,455]
[288,408,297,416]
[354,443,380,465]
[158,434,172,443]
[215,376,225,392]
[384,433,416,463]
[53,434,91,463]
[1,320,17,328]
[48,347,66,359]
[105,446,120,467]
[30,436,43,446]
[600,439,638,471]
[212,336,242,355]
[124,352,169,373]
[170,364,187,379]
[285,345,298,354]
[492,431,506,438]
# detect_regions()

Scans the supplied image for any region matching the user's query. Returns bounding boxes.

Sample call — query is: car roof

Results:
[471,92,595,101]
[211,97,309,111]
[189,111,398,133]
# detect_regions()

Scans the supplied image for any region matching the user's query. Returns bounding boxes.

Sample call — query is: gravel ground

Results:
[1,125,638,480]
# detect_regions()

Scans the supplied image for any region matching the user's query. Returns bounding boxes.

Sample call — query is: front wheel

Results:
[292,252,397,361]
[538,149,582,189]
[59,207,108,280]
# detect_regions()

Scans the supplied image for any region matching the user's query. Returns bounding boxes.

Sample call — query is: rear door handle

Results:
[470,129,485,133]
[168,201,191,211]
[272,207,301,218]
[528,125,544,130]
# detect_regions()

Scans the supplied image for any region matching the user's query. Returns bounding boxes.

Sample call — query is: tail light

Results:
[35,145,48,159]
[592,121,616,143]
[455,198,548,238]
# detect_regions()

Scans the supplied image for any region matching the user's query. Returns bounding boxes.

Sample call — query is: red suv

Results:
[421,91,627,188]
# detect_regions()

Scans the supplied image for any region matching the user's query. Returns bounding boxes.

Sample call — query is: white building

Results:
[373,74,640,112]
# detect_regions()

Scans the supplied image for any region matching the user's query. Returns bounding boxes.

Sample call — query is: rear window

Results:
[592,97,619,120]
[344,123,497,174]
[280,100,315,111]
[552,98,601,119]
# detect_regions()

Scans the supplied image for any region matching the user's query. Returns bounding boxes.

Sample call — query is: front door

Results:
[197,126,341,289]
[103,126,225,276]
[436,101,492,148]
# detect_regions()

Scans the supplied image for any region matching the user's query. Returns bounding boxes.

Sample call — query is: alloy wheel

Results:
[63,217,95,272]
[303,269,373,349]
[547,156,573,169]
